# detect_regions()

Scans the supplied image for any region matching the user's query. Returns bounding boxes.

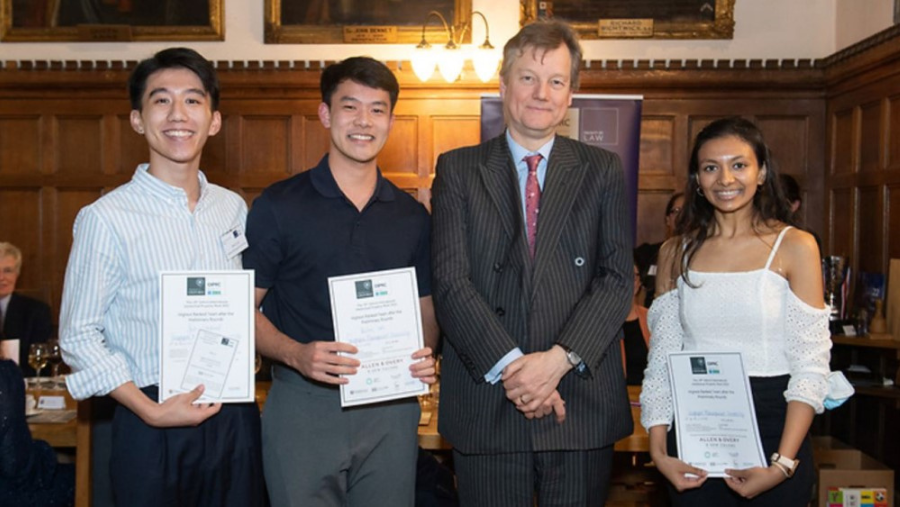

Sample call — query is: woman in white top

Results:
[640,117,831,506]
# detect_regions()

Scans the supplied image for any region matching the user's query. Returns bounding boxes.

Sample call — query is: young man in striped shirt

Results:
[59,47,266,507]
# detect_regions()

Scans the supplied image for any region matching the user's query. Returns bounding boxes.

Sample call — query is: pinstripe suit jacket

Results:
[432,134,634,454]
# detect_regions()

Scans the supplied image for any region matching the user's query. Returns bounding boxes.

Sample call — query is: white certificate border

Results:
[159,270,255,403]
[667,351,767,476]
[328,266,427,407]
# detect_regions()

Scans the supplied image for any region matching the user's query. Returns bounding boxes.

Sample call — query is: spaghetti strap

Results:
[764,226,793,270]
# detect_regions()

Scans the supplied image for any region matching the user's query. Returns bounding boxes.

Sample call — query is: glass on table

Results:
[27,342,49,388]
[45,339,65,389]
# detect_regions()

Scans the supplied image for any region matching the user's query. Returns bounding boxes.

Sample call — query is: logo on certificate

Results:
[355,280,374,299]
[187,277,206,296]
[690,357,708,374]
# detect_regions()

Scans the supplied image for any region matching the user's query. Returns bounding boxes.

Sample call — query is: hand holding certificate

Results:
[667,351,766,478]
[159,271,255,404]
[328,267,429,407]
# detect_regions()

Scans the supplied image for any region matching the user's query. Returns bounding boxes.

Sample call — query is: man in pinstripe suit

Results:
[431,21,633,506]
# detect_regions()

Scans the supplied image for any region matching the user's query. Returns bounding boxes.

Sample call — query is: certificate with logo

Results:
[328,267,428,407]
[667,351,766,477]
[159,271,255,403]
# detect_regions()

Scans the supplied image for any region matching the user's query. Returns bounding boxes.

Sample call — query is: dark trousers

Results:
[453,446,614,507]
[109,386,267,507]
[667,375,815,507]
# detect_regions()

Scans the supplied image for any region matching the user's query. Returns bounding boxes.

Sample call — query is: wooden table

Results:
[614,385,649,453]
[27,383,78,448]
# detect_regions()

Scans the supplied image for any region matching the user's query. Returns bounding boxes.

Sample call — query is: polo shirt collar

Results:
[310,154,395,203]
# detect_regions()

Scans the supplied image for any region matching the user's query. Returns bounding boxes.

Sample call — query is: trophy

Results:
[822,255,848,323]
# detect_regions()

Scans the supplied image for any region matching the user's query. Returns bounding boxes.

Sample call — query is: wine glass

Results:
[46,339,63,388]
[28,343,49,388]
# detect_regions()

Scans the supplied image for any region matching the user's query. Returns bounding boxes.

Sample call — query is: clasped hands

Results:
[288,340,437,385]
[501,346,570,423]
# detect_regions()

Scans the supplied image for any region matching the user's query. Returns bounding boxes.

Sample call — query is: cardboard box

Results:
[815,442,894,507]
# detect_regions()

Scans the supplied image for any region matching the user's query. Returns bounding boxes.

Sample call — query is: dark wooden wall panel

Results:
[240,116,291,174]
[889,94,900,170]
[832,108,855,175]
[0,116,41,175]
[857,186,883,272]
[638,116,674,176]
[888,185,900,260]
[55,116,104,176]
[859,101,882,173]
[0,188,43,291]
[830,188,854,259]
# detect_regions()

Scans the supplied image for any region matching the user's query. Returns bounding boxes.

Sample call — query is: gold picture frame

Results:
[1,0,223,42]
[522,0,735,40]
[265,0,471,44]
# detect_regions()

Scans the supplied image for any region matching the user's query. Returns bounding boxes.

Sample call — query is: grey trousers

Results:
[262,365,420,507]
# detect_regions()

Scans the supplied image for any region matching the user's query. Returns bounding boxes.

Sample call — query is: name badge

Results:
[221,226,249,259]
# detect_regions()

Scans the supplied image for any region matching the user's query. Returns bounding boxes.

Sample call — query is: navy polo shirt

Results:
[243,154,432,344]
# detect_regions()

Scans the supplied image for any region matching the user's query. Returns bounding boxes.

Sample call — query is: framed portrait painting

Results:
[522,0,736,39]
[265,0,472,44]
[1,0,223,42]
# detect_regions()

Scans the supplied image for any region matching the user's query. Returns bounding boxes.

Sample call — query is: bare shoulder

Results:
[778,226,821,265]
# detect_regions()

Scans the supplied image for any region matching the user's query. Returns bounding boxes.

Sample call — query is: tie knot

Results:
[524,154,542,174]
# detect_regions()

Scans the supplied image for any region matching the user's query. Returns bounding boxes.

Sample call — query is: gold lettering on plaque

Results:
[76,24,133,42]
[343,26,398,43]
[597,19,654,38]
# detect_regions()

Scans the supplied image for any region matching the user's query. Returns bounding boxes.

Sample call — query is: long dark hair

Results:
[676,117,795,285]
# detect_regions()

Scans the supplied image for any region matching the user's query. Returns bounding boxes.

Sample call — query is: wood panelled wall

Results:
[823,25,900,275]
[817,25,900,475]
[0,52,837,322]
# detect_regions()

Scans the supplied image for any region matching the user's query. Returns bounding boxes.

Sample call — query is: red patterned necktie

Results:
[524,154,543,258]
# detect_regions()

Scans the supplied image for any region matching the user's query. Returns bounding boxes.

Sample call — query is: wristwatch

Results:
[560,345,588,377]
[770,453,799,478]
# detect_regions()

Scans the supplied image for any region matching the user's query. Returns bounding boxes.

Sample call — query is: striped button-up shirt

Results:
[60,164,247,400]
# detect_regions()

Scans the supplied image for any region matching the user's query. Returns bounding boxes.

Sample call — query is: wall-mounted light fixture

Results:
[411,11,499,83]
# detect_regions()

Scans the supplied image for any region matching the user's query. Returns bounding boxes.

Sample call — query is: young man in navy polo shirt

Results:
[243,56,438,507]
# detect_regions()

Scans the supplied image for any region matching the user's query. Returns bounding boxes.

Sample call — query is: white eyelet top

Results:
[640,227,832,430]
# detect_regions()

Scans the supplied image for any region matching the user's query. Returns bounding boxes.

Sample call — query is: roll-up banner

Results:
[480,94,643,245]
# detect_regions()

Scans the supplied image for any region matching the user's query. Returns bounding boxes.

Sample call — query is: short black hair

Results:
[320,57,399,111]
[128,47,220,111]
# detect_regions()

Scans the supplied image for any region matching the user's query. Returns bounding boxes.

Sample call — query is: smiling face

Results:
[318,79,394,169]
[696,135,767,216]
[129,67,221,173]
[500,44,574,151]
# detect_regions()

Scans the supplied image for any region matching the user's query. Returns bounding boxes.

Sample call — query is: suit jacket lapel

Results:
[479,137,525,248]
[533,137,586,288]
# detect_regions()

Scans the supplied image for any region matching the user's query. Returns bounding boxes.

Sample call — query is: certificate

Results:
[667,351,766,477]
[159,271,255,403]
[328,267,428,407]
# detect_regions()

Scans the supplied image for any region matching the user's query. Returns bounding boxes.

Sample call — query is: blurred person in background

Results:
[0,242,53,377]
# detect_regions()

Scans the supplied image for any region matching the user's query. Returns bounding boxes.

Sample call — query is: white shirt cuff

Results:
[484,348,524,384]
